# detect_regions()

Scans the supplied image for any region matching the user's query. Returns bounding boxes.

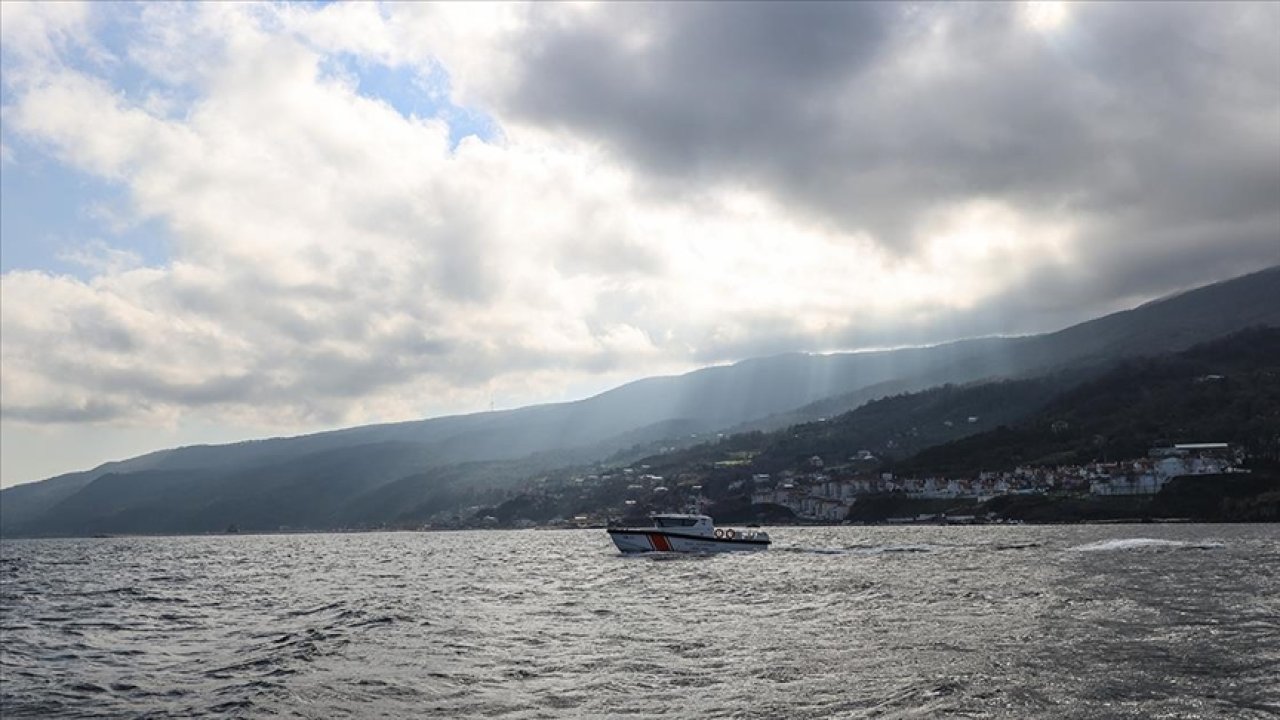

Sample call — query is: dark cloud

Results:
[496,1,1279,285]
[5,1,1276,444]
[506,3,902,237]
[71,310,138,353]
[4,400,131,424]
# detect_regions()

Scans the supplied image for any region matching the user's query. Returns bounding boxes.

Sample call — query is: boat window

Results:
[655,517,699,528]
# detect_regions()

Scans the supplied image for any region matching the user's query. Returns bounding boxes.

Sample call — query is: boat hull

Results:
[607,529,769,553]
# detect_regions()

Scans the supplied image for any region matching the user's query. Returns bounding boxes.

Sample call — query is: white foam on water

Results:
[1068,538,1225,552]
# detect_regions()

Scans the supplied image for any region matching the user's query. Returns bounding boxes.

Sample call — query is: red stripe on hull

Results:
[649,532,672,551]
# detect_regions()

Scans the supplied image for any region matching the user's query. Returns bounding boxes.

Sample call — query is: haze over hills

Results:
[2,266,1278,537]
[475,327,1280,527]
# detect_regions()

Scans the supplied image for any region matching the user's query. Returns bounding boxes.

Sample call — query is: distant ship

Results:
[607,514,770,553]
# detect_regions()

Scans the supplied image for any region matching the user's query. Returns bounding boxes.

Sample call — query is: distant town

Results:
[748,442,1242,522]
[428,442,1248,530]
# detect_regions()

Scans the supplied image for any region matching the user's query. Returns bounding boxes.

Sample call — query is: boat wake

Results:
[1068,538,1226,552]
[774,544,938,556]
[773,546,849,555]
[849,543,937,555]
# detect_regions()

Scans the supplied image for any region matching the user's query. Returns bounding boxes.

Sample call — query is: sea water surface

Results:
[2,524,1278,719]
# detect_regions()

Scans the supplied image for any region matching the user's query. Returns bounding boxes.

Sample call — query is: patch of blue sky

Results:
[82,4,203,121]
[0,6,178,279]
[324,54,502,149]
[1,131,169,280]
[2,4,499,279]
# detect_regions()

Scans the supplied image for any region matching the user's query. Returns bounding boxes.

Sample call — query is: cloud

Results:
[513,3,1280,327]
[468,3,1280,261]
[1,0,1277,453]
[0,2,92,68]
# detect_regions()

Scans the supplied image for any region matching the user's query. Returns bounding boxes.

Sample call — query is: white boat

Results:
[607,514,770,553]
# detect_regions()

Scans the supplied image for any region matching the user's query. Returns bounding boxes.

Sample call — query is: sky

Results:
[1,2,1277,488]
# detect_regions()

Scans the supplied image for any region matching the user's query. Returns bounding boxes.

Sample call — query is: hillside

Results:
[2,266,1277,537]
[596,371,1090,482]
[492,327,1280,527]
[894,326,1280,475]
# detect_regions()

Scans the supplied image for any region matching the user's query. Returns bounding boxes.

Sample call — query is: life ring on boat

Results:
[724,529,736,540]
[714,529,725,539]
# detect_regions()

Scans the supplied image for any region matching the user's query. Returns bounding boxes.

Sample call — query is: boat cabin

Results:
[649,513,715,537]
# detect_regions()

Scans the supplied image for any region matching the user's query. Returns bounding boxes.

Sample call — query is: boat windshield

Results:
[654,517,700,528]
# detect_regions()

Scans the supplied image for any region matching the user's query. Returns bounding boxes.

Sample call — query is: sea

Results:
[1,524,1277,719]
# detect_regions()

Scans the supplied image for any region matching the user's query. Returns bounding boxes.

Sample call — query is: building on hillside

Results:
[1091,473,1163,496]
[1092,445,1237,496]
[1149,442,1236,461]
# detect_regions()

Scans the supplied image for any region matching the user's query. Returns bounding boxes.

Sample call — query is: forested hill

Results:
[471,327,1280,528]
[2,267,1277,537]
[611,327,1280,485]
[893,326,1280,475]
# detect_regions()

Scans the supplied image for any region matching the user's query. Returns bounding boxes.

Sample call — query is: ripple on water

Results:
[1,525,1276,719]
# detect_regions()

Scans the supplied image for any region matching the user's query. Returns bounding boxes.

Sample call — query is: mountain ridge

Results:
[490,327,1280,528]
[3,265,1277,536]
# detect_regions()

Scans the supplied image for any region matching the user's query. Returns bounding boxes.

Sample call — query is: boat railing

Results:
[712,528,770,541]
